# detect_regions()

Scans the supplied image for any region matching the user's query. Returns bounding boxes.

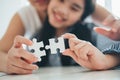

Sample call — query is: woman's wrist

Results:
[0,52,8,72]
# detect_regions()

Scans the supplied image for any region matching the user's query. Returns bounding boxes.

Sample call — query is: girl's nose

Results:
[57,6,69,19]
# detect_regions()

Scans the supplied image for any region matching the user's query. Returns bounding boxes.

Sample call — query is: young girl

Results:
[0,0,119,75]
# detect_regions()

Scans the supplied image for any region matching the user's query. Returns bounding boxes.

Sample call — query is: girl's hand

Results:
[6,36,38,74]
[62,33,109,70]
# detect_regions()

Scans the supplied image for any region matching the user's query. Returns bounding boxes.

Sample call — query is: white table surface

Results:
[0,66,120,80]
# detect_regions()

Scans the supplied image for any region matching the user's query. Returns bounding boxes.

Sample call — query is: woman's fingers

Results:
[103,15,120,32]
[18,49,38,63]
[6,35,39,74]
[7,64,33,74]
[8,48,38,65]
[13,35,33,48]
[94,27,113,37]
[94,27,120,40]
[9,48,38,63]
[12,36,38,63]
[102,15,116,27]
[95,15,120,40]
[10,57,38,70]
[111,20,120,32]
[7,48,39,74]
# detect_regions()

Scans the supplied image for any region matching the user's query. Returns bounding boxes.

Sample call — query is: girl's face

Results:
[29,0,49,11]
[48,0,85,29]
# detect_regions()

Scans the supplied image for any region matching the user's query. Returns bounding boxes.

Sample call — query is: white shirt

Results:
[18,5,42,38]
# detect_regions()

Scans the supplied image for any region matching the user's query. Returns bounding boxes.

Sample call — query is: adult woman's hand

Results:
[94,15,120,41]
[5,35,38,74]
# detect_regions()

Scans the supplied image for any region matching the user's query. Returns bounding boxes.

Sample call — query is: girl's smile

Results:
[52,8,67,23]
[48,0,84,29]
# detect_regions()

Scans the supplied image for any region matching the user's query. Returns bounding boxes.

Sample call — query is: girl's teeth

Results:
[56,14,62,21]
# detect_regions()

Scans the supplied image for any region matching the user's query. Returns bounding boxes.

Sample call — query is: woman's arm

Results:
[0,13,25,52]
[92,4,111,23]
[0,13,25,72]
[92,4,120,41]
[0,13,38,74]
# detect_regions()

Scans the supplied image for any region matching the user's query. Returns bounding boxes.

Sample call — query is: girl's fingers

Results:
[73,40,93,61]
[13,35,33,48]
[74,42,88,60]
[64,35,91,61]
[62,33,77,39]
[63,49,78,63]
[77,45,90,61]
[69,38,81,44]
[69,38,81,51]
[63,49,93,69]
[69,38,79,51]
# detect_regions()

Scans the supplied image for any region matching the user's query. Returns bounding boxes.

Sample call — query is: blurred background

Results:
[0,0,120,39]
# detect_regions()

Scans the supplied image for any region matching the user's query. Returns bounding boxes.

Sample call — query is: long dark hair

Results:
[32,0,95,41]
[31,0,95,66]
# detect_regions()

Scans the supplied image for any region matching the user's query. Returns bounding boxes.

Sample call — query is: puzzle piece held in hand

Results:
[29,37,66,62]
[29,38,46,62]
[45,37,65,54]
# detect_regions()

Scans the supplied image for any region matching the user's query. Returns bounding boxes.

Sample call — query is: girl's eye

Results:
[71,7,79,12]
[59,0,64,2]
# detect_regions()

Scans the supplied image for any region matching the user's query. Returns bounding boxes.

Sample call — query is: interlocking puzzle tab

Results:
[45,37,65,54]
[29,38,46,61]
[29,37,66,62]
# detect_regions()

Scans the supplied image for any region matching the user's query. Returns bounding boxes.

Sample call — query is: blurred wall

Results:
[0,0,28,39]
[0,0,120,39]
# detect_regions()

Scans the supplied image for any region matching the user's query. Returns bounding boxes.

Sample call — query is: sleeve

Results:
[102,43,120,68]
[17,5,42,36]
[96,34,120,55]
[102,43,120,55]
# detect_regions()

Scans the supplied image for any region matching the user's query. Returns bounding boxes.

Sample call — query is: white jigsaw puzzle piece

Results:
[45,37,65,54]
[29,38,46,62]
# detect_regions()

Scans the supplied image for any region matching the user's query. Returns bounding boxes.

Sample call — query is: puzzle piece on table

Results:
[45,37,65,54]
[29,38,46,62]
